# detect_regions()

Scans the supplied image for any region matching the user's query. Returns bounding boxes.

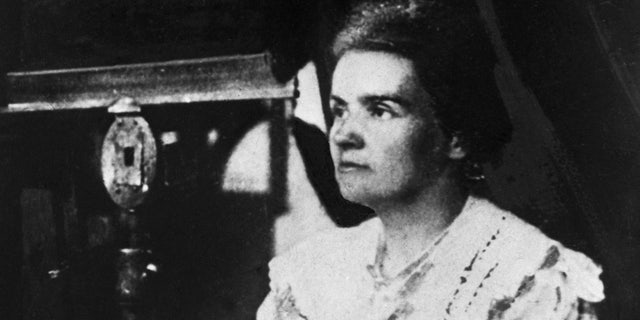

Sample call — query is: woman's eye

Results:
[331,105,348,119]
[369,104,394,120]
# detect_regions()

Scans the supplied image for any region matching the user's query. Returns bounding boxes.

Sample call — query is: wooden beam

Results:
[5,53,296,112]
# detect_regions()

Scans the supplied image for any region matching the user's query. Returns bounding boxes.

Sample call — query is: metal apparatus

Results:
[102,98,157,209]
[101,97,158,317]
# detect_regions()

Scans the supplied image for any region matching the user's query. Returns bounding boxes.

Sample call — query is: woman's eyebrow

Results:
[361,94,412,108]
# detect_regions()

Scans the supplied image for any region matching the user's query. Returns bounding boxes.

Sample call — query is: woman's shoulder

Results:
[444,197,605,318]
[462,197,605,303]
[260,218,382,319]
[267,217,380,284]
[463,197,593,260]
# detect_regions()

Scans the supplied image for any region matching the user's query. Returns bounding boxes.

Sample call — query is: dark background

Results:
[0,0,639,319]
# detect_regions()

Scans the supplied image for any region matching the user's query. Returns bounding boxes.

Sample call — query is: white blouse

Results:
[257,196,605,320]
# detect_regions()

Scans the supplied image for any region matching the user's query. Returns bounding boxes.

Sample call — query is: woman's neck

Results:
[374,173,469,278]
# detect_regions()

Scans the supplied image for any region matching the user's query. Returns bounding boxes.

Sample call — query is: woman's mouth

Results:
[337,161,369,173]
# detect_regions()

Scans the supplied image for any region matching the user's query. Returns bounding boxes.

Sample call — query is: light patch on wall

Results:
[222,121,270,193]
[295,62,326,133]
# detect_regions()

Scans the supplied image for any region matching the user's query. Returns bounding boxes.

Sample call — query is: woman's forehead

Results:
[331,50,433,115]
[332,51,421,98]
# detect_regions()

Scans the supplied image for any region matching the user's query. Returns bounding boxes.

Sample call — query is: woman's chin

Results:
[339,186,369,204]
[339,185,385,208]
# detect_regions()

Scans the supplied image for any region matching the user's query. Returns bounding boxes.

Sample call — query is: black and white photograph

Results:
[0,0,638,319]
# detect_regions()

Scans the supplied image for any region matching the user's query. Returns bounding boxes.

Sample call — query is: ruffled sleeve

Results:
[489,245,605,320]
[256,257,308,320]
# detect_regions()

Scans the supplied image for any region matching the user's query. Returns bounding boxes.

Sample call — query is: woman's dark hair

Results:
[332,0,512,166]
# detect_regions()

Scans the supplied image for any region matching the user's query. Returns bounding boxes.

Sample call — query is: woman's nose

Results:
[331,115,365,150]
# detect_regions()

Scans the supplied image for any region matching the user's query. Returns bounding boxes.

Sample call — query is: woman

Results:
[258,0,604,319]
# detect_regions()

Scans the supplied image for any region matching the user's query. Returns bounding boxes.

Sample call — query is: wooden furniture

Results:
[2,53,295,320]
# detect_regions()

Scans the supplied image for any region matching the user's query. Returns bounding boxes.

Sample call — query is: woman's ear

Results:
[447,135,467,160]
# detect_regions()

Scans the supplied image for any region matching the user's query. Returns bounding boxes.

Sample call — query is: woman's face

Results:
[329,50,451,207]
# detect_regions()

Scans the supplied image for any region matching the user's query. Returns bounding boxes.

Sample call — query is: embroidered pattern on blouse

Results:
[366,229,449,319]
[445,220,504,318]
[275,286,308,320]
[486,245,598,320]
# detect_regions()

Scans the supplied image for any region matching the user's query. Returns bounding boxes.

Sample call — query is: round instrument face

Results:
[101,116,157,209]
